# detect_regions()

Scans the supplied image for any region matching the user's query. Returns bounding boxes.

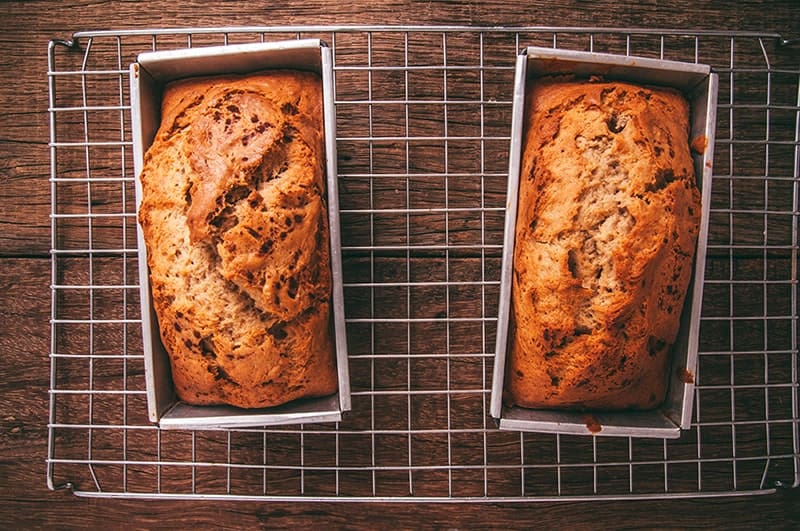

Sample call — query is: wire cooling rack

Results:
[48,26,799,501]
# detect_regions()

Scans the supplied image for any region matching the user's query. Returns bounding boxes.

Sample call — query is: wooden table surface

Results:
[2,1,799,528]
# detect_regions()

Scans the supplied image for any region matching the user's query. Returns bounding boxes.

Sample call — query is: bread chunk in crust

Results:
[138,71,337,409]
[508,78,701,410]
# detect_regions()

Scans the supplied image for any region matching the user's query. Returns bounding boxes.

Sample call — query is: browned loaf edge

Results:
[508,78,701,410]
[138,71,338,409]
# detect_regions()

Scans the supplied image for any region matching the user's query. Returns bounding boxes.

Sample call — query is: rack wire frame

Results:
[47,26,799,501]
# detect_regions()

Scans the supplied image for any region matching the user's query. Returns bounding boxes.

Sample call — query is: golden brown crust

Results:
[138,71,337,409]
[507,78,700,410]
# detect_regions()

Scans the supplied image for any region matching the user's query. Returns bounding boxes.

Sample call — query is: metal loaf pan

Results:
[490,46,718,438]
[130,39,350,429]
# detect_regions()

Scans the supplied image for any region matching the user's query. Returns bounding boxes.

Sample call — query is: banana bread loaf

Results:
[507,78,701,410]
[138,70,338,409]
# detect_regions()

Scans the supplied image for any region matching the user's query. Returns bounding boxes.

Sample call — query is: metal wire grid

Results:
[47,26,799,501]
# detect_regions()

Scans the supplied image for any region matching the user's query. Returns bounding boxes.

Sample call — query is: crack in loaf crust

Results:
[508,78,701,410]
[138,71,337,408]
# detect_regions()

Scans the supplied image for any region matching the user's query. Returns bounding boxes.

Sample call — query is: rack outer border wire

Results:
[47,25,800,501]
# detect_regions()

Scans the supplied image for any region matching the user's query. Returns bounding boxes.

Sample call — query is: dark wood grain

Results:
[2,0,799,527]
